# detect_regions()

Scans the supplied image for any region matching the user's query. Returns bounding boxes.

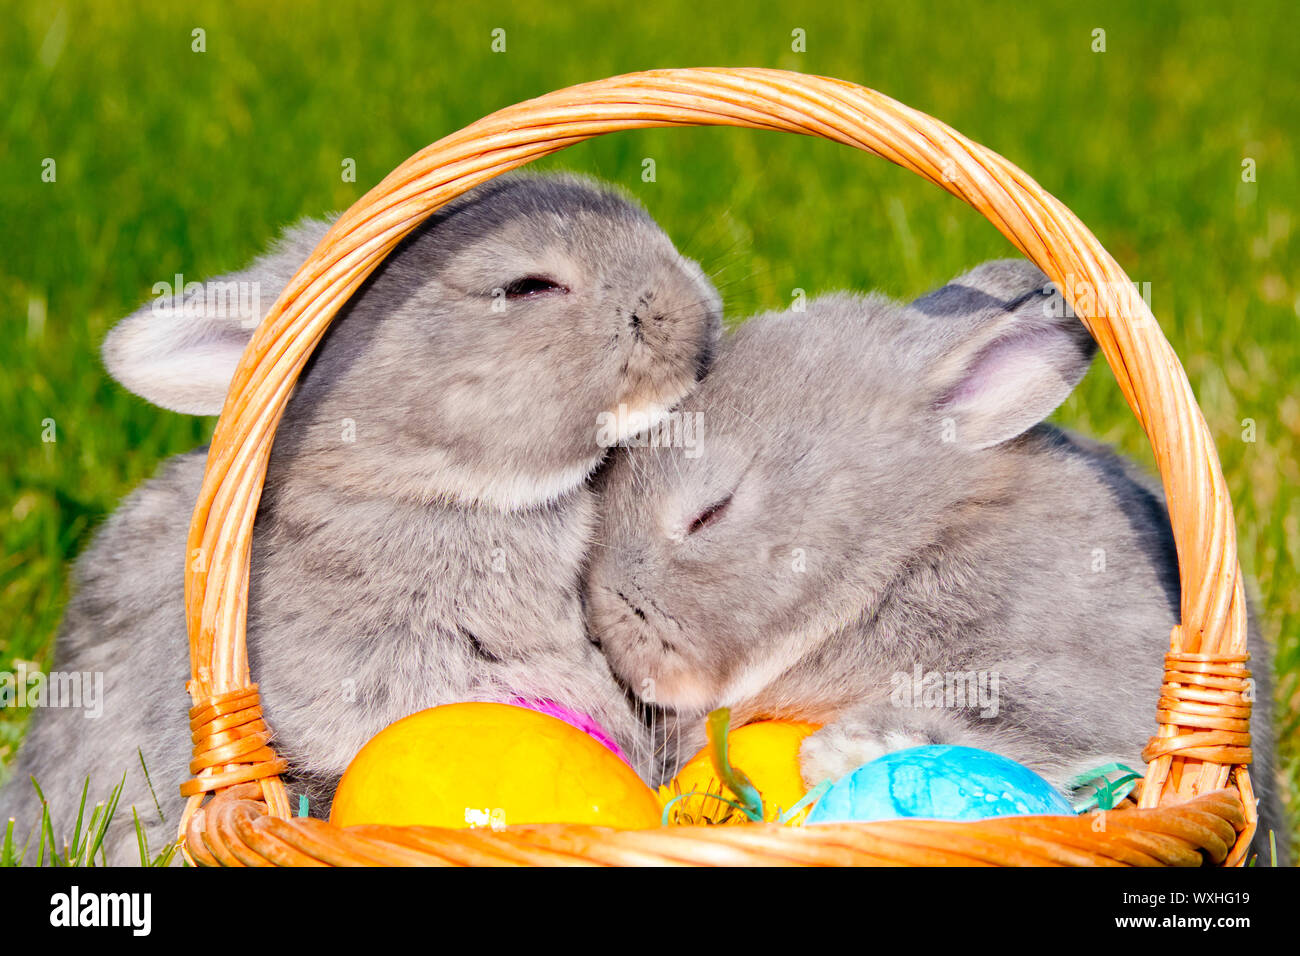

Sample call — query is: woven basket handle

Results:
[179,68,1255,863]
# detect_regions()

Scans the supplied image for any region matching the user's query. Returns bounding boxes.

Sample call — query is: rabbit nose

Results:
[615,589,648,622]
[625,291,665,341]
[625,309,665,341]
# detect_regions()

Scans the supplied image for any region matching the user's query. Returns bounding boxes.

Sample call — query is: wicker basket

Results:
[177,68,1256,867]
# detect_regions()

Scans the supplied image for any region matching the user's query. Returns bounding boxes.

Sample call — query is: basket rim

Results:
[177,67,1255,867]
[184,783,1247,867]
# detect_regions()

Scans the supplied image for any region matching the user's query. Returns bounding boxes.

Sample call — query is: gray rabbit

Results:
[588,260,1283,858]
[0,173,722,864]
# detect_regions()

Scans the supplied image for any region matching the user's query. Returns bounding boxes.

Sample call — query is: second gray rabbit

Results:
[588,260,1282,854]
[1,173,721,864]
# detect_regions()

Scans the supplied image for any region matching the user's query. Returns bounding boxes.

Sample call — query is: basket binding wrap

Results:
[177,68,1256,866]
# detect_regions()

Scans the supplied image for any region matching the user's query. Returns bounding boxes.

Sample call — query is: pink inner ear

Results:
[944,330,1059,409]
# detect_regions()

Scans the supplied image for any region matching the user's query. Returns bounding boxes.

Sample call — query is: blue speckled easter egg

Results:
[805,745,1074,824]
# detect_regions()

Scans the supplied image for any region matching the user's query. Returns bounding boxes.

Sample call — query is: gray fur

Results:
[588,259,1283,859]
[1,173,722,864]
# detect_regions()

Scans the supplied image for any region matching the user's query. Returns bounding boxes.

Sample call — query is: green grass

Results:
[1,0,1296,855]
[1,766,181,867]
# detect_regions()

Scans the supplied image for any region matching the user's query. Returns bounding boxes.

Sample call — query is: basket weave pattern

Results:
[178,68,1255,866]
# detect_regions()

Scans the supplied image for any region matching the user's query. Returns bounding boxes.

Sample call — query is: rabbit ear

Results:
[102,218,331,415]
[910,259,1097,449]
[102,287,260,415]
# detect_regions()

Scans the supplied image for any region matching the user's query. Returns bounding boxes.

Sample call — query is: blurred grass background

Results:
[1,0,1296,853]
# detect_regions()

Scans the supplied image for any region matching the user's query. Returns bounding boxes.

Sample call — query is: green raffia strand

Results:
[298,794,308,818]
[660,787,754,826]
[706,708,765,822]
[663,709,830,826]
[662,779,831,827]
[777,779,832,825]
[1067,763,1142,813]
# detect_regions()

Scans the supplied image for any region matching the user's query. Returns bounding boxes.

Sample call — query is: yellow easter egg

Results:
[330,702,662,830]
[662,719,821,825]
